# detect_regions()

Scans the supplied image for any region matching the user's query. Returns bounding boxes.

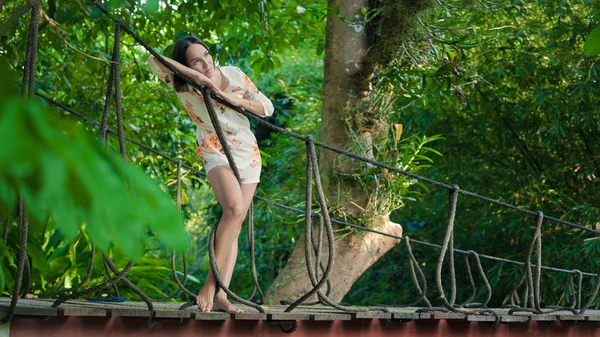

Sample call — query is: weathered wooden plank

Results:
[432,312,467,320]
[154,310,192,319]
[354,311,393,319]
[392,312,420,320]
[500,315,529,323]
[529,315,557,321]
[467,314,497,322]
[0,304,57,317]
[558,315,587,321]
[232,312,267,320]
[310,313,352,321]
[109,308,151,317]
[193,312,230,320]
[268,312,311,321]
[61,307,107,317]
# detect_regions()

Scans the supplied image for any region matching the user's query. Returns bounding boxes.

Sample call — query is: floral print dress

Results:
[147,56,274,184]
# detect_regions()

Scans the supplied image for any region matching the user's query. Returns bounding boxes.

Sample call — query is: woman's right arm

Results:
[147,55,222,94]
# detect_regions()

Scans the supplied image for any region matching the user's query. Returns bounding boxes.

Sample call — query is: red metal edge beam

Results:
[7,316,600,337]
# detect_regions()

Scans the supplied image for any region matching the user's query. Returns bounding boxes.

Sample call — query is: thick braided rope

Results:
[100,21,161,315]
[465,251,492,308]
[21,258,31,298]
[508,216,542,314]
[448,215,456,306]
[302,139,378,312]
[37,92,600,307]
[574,269,583,309]
[52,260,134,307]
[284,138,333,312]
[525,212,542,313]
[421,187,500,323]
[100,50,115,142]
[405,236,432,306]
[208,222,264,312]
[25,4,38,95]
[20,2,38,97]
[286,138,388,314]
[313,214,334,301]
[112,21,127,160]
[533,212,543,312]
[280,214,334,306]
[2,5,38,323]
[102,255,156,321]
[305,141,391,313]
[0,197,29,324]
[578,267,600,315]
[462,254,477,306]
[507,213,577,316]
[246,202,265,303]
[435,186,460,310]
[103,258,120,297]
[567,272,576,309]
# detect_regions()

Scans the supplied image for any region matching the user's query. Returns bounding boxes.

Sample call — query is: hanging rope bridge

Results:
[1,1,600,333]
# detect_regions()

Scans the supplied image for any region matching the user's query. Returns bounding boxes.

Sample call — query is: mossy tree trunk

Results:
[265,0,431,304]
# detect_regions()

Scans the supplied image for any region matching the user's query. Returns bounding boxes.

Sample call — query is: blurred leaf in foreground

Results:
[0,95,187,260]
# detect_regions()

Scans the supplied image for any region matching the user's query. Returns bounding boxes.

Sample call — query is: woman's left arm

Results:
[221,68,274,117]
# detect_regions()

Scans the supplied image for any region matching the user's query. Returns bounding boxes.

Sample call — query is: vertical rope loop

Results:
[572,269,583,309]
[467,250,492,308]
[462,254,477,306]
[405,236,431,306]
[0,197,28,324]
[435,185,459,311]
[578,267,600,315]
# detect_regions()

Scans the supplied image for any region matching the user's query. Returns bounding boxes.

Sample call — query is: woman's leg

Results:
[196,166,255,312]
[213,182,257,311]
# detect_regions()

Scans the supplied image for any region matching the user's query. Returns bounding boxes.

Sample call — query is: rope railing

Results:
[2,1,599,331]
[36,89,600,319]
[88,0,600,322]
[34,91,600,287]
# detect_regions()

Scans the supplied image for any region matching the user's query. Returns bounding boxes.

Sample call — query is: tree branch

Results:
[38,0,56,32]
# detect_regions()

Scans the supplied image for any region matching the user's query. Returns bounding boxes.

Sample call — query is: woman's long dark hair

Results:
[171,35,211,92]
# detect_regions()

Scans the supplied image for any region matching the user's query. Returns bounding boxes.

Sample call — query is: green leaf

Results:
[584,24,600,56]
[27,244,47,274]
[145,0,160,13]
[435,62,456,77]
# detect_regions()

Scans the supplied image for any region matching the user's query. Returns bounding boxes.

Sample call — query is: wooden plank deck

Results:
[1,297,598,323]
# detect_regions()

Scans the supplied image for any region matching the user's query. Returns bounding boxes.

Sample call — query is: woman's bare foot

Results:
[196,285,215,312]
[213,295,243,313]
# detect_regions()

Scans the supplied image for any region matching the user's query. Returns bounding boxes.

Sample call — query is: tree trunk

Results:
[264,0,403,305]
[265,0,432,303]
[264,216,402,304]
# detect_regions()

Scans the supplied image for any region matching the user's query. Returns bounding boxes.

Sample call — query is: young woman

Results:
[147,36,274,313]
